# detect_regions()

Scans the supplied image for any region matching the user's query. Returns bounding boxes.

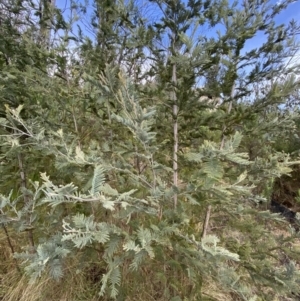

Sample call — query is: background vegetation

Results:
[1,0,300,300]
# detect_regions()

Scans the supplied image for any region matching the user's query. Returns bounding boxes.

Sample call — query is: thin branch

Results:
[72,106,81,149]
[201,205,212,239]
[220,82,235,150]
[172,46,178,209]
[1,224,21,273]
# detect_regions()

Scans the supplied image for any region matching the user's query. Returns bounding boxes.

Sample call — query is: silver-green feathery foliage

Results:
[9,70,246,298]
[1,64,300,300]
[15,233,70,282]
[1,1,300,300]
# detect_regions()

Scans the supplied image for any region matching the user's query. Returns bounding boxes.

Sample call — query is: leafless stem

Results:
[2,224,21,273]
[220,83,235,150]
[72,106,81,149]
[172,62,178,209]
[201,205,212,239]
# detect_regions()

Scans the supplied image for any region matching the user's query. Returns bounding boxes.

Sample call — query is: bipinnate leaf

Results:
[201,235,240,262]
[91,165,106,195]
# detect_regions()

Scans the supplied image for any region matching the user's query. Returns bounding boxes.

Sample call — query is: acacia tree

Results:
[1,0,300,300]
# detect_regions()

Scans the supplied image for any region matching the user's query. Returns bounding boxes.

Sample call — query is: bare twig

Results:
[202,205,212,239]
[220,83,235,150]
[1,224,21,273]
[172,56,178,210]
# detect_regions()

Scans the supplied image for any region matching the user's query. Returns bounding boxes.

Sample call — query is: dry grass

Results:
[0,229,101,301]
[0,265,224,301]
[1,264,104,301]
